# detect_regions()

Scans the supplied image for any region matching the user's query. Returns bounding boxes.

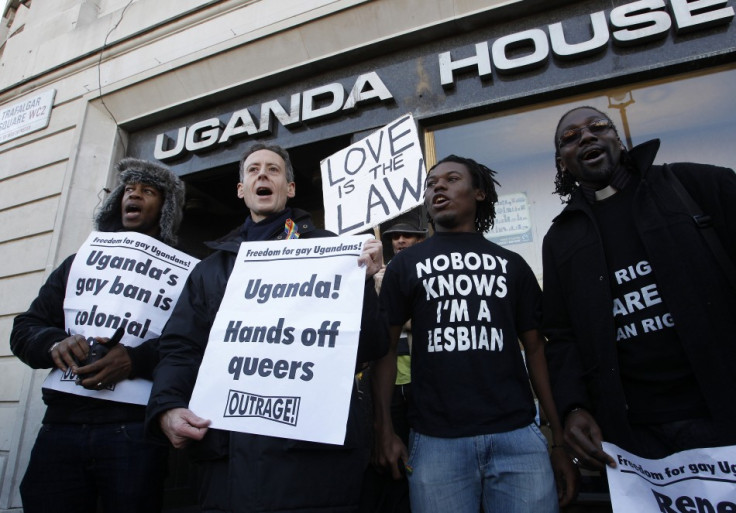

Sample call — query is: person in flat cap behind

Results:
[11,158,186,513]
[375,219,428,432]
[364,217,427,513]
[383,221,428,254]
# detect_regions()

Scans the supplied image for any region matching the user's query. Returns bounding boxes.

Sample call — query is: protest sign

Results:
[188,235,370,445]
[604,441,736,512]
[43,231,198,405]
[320,114,426,235]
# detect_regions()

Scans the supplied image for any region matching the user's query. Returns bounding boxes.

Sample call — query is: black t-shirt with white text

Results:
[592,180,706,423]
[379,232,539,438]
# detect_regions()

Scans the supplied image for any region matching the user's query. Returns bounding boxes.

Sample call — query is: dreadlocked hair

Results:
[552,106,625,203]
[427,155,500,234]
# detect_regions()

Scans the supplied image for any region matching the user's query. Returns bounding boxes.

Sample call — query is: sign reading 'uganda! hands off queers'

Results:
[188,235,370,445]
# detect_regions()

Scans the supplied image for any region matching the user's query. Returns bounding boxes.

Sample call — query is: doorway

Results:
[174,134,353,259]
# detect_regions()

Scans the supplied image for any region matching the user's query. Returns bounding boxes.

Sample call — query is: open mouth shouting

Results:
[256,185,273,197]
[430,193,449,210]
[238,149,295,221]
[123,202,143,221]
[581,146,605,165]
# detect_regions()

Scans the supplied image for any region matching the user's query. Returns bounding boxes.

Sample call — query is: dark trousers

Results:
[391,384,412,446]
[20,422,167,513]
[360,384,412,513]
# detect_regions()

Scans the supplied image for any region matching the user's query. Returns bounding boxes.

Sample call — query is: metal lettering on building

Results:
[438,0,734,86]
[154,72,392,161]
[153,0,733,162]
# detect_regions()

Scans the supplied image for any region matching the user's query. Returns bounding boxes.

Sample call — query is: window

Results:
[427,64,736,279]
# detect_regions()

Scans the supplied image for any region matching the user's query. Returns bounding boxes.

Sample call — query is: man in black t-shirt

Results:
[373,155,577,513]
[543,106,736,468]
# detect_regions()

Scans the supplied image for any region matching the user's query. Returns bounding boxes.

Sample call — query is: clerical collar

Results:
[579,163,632,203]
[595,185,618,201]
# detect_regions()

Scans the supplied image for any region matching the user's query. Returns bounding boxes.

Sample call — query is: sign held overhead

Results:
[321,114,426,235]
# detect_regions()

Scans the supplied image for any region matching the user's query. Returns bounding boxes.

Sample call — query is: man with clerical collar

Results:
[11,158,187,513]
[544,106,736,469]
[147,143,387,513]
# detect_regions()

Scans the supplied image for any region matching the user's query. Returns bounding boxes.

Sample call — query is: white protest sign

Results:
[43,231,198,405]
[321,114,426,235]
[188,235,370,445]
[603,442,736,512]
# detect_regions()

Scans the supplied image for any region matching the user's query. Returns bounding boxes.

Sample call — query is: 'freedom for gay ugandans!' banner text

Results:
[604,441,736,512]
[189,235,370,445]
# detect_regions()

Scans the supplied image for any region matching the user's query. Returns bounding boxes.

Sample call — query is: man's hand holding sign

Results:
[358,238,384,277]
[564,408,617,470]
[160,407,211,449]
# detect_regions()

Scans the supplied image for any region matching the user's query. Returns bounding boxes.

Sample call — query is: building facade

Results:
[1,0,734,510]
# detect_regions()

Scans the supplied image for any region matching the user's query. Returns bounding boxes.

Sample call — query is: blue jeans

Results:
[407,424,558,513]
[20,422,168,513]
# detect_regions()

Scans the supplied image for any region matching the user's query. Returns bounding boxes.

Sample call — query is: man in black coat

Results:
[147,143,387,512]
[11,158,186,513]
[543,106,736,468]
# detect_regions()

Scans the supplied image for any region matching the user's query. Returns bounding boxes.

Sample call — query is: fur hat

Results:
[94,158,185,246]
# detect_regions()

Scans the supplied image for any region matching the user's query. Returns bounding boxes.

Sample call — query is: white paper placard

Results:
[42,231,198,405]
[321,114,426,235]
[604,441,736,512]
[189,235,370,445]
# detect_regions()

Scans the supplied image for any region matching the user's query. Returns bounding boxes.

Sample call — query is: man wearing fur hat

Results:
[11,158,186,513]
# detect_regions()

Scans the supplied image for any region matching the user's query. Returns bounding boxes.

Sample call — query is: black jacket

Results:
[147,208,388,512]
[10,254,160,423]
[542,140,736,453]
